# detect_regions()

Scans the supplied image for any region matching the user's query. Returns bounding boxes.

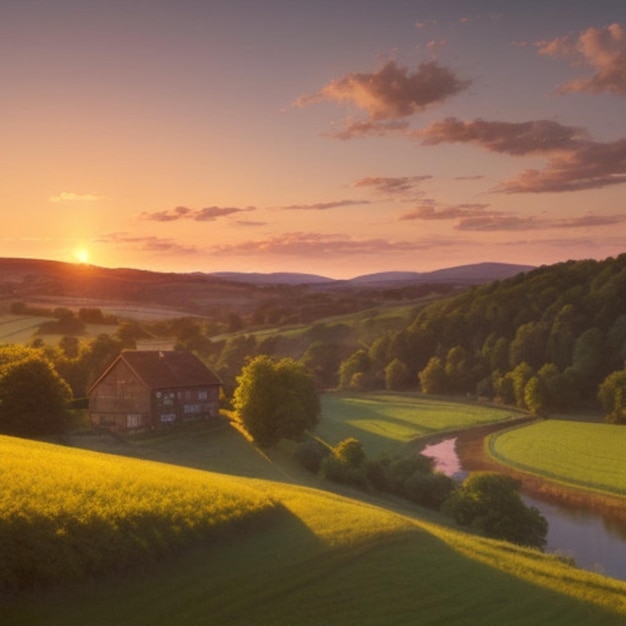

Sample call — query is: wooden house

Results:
[88,350,221,430]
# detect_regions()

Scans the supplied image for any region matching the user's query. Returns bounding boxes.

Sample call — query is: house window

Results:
[198,390,208,400]
[127,414,142,428]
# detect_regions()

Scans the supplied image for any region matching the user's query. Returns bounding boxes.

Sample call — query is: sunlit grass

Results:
[319,392,523,456]
[0,435,278,590]
[488,421,626,496]
[3,430,626,625]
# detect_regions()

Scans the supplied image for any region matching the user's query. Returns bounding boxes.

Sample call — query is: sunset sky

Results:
[2,1,626,278]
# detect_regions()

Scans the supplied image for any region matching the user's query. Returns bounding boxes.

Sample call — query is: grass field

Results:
[487,420,626,497]
[3,428,626,626]
[319,392,524,457]
[0,315,53,344]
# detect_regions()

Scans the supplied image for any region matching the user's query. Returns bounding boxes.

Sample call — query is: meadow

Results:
[487,420,626,497]
[318,392,524,457]
[3,427,626,625]
[0,315,54,344]
[0,434,279,591]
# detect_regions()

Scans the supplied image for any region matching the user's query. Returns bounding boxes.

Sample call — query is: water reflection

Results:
[421,437,626,581]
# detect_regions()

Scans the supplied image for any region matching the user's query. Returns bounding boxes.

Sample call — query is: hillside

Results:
[330,254,626,416]
[0,257,531,321]
[3,429,626,625]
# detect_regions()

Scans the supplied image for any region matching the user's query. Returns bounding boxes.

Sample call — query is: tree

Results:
[442,472,548,549]
[233,355,320,446]
[598,369,626,424]
[384,358,409,391]
[338,349,371,390]
[419,357,446,394]
[0,354,72,437]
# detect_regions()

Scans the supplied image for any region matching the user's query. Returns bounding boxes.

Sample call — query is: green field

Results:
[488,420,626,497]
[319,392,524,457]
[0,315,53,344]
[3,429,626,626]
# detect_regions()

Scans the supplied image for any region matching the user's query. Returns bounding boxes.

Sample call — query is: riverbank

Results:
[455,421,626,525]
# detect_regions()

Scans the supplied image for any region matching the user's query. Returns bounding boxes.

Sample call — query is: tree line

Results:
[336,254,626,422]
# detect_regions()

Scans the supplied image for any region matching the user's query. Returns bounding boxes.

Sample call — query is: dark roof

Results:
[119,350,221,389]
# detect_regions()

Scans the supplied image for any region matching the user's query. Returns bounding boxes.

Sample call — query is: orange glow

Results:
[74,248,90,264]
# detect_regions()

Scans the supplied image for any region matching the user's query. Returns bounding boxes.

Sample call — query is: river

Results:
[421,437,626,581]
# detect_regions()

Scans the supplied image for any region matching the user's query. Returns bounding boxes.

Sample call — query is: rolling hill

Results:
[2,427,626,625]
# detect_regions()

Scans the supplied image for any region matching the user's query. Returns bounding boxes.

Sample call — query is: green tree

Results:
[233,355,320,446]
[443,472,548,549]
[509,362,534,408]
[598,369,626,424]
[0,354,72,437]
[524,376,547,416]
[384,358,409,391]
[338,349,371,390]
[444,345,471,393]
[419,356,446,394]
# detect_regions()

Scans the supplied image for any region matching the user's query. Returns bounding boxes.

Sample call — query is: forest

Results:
[198,254,626,421]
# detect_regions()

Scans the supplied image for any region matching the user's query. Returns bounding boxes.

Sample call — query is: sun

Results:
[74,248,90,264]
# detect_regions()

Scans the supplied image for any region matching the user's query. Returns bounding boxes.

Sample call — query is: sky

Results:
[2,0,626,279]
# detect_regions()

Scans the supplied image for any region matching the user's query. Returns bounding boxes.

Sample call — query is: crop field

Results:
[3,431,626,625]
[0,315,52,344]
[319,392,524,457]
[488,420,626,497]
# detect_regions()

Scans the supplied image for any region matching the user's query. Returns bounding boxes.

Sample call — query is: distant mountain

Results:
[209,263,534,287]
[344,263,534,288]
[210,271,334,285]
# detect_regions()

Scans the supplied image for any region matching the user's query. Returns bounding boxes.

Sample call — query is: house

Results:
[88,350,221,430]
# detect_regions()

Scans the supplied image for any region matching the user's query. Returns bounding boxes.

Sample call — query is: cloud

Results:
[538,23,626,95]
[353,175,432,197]
[277,199,369,211]
[497,138,626,193]
[417,117,588,155]
[417,117,626,193]
[295,60,470,121]
[49,192,103,203]
[324,118,410,140]
[141,206,255,222]
[400,202,493,221]
[96,232,198,254]
[455,212,626,231]
[209,231,457,257]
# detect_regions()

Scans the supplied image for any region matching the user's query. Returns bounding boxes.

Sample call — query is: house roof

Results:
[92,350,221,392]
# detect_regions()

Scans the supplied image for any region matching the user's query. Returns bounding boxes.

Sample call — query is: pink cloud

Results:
[141,206,255,221]
[209,232,458,257]
[498,138,626,193]
[277,199,369,211]
[538,23,626,95]
[417,117,626,193]
[401,202,492,221]
[296,60,470,121]
[325,119,410,140]
[96,232,199,254]
[417,117,588,155]
[353,175,432,197]
[456,213,626,232]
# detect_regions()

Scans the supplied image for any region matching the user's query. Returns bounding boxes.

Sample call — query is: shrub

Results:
[404,471,456,509]
[294,438,330,474]
[442,472,548,549]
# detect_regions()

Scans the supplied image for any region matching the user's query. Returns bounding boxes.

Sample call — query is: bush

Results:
[404,471,456,509]
[442,472,548,549]
[294,438,330,474]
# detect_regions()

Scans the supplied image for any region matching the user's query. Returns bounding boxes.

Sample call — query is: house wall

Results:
[153,385,220,425]
[89,360,151,430]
